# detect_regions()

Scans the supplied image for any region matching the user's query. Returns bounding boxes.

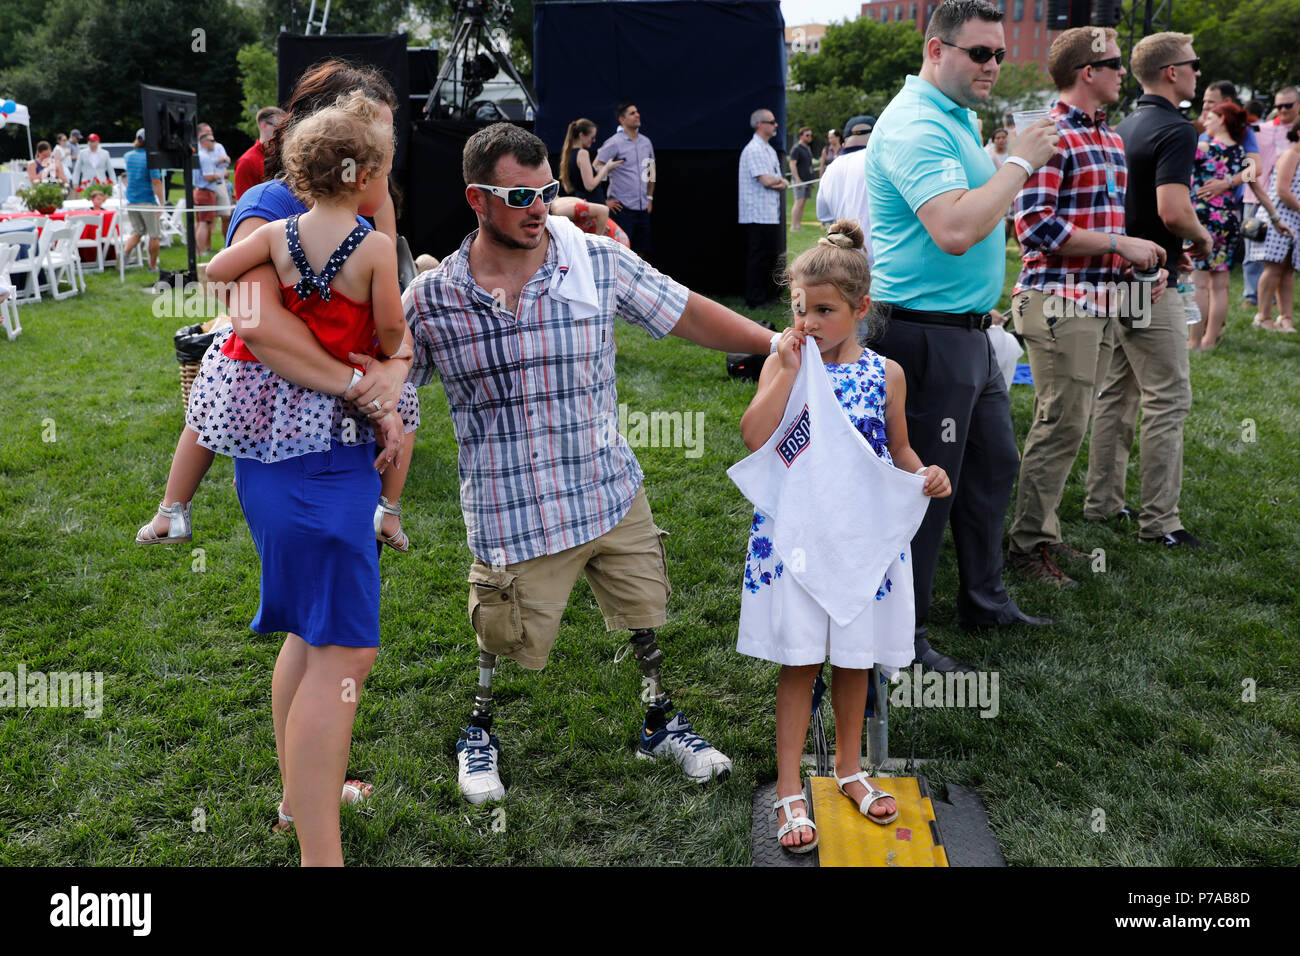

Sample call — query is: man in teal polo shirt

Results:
[862,0,1059,671]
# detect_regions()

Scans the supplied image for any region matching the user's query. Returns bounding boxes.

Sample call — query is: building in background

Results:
[860,0,1058,66]
[785,22,828,58]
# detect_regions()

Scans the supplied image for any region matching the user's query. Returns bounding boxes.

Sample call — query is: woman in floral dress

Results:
[1189,102,1287,349]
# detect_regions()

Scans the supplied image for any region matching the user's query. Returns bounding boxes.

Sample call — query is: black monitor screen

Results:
[141,83,197,170]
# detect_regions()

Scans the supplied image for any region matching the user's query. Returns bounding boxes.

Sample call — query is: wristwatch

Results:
[1109,233,1118,255]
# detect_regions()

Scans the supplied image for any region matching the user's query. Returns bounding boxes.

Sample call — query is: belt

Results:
[880,304,992,331]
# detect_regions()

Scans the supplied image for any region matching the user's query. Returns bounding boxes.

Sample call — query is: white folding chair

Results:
[64,211,108,273]
[41,224,82,299]
[0,228,45,305]
[105,211,143,282]
[0,244,23,340]
[160,199,187,248]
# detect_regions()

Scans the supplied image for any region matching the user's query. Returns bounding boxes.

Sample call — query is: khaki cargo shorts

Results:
[466,486,670,670]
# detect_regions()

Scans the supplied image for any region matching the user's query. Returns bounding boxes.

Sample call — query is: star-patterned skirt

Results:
[186,325,421,463]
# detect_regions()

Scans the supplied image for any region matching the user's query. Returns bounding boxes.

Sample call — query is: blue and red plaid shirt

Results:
[1014,100,1128,316]
[403,224,689,565]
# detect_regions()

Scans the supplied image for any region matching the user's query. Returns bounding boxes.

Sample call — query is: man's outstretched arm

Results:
[669,292,777,353]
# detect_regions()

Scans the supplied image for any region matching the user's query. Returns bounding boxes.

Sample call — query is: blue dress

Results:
[221,186,384,649]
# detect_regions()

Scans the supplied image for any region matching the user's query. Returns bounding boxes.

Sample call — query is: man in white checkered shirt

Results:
[403,123,779,805]
[739,107,788,307]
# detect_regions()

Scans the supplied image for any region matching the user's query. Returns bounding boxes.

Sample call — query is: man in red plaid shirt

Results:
[1006,26,1168,587]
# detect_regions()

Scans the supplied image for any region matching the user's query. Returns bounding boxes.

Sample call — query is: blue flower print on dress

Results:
[744,511,785,592]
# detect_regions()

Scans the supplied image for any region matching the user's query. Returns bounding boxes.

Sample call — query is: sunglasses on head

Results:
[1162,58,1200,72]
[1075,56,1124,72]
[471,180,561,208]
[940,39,1006,64]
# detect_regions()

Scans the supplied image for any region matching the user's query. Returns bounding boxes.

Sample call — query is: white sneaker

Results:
[636,712,732,783]
[456,726,505,804]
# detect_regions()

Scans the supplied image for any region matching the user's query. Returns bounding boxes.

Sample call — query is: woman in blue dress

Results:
[217,61,415,866]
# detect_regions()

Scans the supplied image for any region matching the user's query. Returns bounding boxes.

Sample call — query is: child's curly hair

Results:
[280,90,394,203]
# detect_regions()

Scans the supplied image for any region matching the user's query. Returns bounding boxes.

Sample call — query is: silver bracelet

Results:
[342,367,363,397]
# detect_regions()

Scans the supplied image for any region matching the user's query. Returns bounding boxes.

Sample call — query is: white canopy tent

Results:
[0,102,35,159]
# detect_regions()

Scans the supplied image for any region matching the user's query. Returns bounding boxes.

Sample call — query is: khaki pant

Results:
[466,486,670,670]
[1084,287,1192,536]
[1008,290,1108,554]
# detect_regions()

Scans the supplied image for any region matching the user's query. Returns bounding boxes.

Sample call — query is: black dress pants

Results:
[745,223,784,308]
[865,317,1022,630]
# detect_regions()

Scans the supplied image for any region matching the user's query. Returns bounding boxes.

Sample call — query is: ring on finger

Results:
[370,399,381,413]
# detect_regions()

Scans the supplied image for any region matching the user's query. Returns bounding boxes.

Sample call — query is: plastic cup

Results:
[1012,109,1051,135]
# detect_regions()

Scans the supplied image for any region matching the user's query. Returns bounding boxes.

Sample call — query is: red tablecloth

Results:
[0,209,117,262]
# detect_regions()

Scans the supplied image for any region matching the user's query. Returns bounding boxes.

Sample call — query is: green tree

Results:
[789,17,924,98]
[0,0,256,145]
[252,0,415,36]
[1171,0,1300,99]
[786,85,891,156]
[237,43,278,139]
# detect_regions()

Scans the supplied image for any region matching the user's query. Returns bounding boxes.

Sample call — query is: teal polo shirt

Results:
[865,75,1005,312]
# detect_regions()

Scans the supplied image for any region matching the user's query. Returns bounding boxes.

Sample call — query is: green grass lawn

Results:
[1,217,1297,866]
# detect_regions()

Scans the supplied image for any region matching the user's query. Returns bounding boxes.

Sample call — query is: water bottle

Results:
[1178,274,1201,326]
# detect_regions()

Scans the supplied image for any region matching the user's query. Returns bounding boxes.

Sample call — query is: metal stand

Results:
[423,1,537,120]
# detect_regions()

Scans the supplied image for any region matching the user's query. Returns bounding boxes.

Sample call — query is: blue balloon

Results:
[0,100,14,114]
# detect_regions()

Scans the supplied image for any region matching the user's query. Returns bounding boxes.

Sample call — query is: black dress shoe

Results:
[914,646,977,674]
[1139,528,1205,548]
[960,608,1057,631]
[1086,504,1140,523]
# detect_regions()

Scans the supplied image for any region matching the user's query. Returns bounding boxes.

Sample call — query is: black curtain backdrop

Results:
[402,119,490,262]
[533,0,787,298]
[276,33,411,173]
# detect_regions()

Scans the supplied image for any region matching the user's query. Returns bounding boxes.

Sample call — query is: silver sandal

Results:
[374,496,409,553]
[135,501,192,545]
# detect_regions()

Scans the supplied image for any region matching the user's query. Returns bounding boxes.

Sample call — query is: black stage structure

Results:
[273,4,787,297]
[533,0,787,297]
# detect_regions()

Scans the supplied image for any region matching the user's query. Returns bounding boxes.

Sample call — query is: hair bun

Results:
[819,218,865,250]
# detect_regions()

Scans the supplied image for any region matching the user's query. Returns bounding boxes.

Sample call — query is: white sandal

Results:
[374,496,409,553]
[273,780,374,833]
[835,771,898,825]
[135,501,192,545]
[774,792,819,854]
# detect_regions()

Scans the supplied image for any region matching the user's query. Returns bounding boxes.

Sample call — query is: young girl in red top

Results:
[136,92,417,552]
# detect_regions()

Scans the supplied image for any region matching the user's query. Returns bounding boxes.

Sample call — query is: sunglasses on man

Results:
[940,39,1006,64]
[471,180,561,208]
[1276,101,1297,110]
[1161,58,1200,72]
[1075,56,1124,72]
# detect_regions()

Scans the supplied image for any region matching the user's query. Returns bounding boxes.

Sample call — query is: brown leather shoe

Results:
[1007,544,1078,588]
[1049,541,1089,563]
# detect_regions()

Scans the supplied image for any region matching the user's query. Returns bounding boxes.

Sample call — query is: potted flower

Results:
[17,181,66,215]
[83,183,114,209]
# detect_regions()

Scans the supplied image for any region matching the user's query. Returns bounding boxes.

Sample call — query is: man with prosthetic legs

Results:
[404,124,778,802]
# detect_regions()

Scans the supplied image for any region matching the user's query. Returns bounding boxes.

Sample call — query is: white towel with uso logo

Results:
[728,345,930,633]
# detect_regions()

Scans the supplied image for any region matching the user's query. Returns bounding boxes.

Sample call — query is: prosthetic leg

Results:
[629,628,674,731]
[468,650,497,732]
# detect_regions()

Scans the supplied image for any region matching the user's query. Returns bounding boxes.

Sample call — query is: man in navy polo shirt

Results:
[863,0,1059,671]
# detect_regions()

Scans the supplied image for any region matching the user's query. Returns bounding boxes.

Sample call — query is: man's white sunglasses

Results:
[470,180,561,208]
